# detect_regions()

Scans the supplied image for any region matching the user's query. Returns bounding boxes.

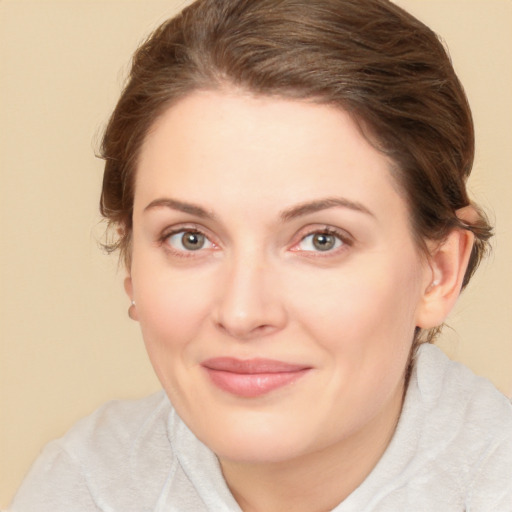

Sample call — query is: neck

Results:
[220,380,404,512]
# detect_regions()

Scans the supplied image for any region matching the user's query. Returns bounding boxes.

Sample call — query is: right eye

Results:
[165,230,215,252]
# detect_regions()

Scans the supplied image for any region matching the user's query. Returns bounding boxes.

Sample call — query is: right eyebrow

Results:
[143,198,215,219]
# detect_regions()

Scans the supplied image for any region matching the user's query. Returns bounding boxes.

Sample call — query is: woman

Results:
[11,0,512,510]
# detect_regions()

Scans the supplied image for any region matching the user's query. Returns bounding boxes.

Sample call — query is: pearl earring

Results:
[428,279,440,292]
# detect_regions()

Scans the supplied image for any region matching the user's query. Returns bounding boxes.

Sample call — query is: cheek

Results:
[132,261,215,352]
[290,254,423,361]
[132,266,218,401]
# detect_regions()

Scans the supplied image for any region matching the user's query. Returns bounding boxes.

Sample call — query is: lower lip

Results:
[204,368,310,398]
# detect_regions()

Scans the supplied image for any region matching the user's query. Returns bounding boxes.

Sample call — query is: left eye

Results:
[166,231,214,252]
[297,232,344,252]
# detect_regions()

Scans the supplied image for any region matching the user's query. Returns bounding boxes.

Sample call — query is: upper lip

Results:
[201,357,311,374]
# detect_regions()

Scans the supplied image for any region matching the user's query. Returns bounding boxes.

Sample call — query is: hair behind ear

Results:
[459,203,493,289]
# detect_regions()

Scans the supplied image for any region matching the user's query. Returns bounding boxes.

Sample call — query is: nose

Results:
[213,251,287,340]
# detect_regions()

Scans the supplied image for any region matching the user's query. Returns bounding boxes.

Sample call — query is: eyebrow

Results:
[143,196,374,222]
[279,197,375,221]
[144,198,215,219]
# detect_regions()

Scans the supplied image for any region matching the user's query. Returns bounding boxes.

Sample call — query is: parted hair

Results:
[100,0,492,342]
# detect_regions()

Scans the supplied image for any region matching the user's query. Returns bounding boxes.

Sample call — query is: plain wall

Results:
[1,0,511,506]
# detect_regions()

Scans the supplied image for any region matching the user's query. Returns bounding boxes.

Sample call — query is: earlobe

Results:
[416,220,475,330]
[124,276,139,321]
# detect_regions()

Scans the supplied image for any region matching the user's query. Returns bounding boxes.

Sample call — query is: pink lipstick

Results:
[201,358,311,398]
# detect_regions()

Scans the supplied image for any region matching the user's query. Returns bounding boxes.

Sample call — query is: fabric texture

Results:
[10,344,512,511]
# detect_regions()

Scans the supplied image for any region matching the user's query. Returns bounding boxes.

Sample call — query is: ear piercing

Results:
[427,279,440,292]
[128,299,136,319]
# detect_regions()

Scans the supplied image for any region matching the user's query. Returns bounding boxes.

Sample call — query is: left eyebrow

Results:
[279,197,375,222]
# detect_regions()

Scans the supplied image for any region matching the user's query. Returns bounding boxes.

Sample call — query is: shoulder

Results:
[10,391,176,512]
[59,389,172,455]
[410,344,512,507]
[413,343,512,433]
[59,390,176,482]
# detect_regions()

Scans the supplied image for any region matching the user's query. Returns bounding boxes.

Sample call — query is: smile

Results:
[201,358,312,398]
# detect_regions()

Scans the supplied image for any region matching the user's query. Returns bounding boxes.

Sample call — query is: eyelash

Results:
[159,225,218,258]
[158,225,352,258]
[291,227,352,257]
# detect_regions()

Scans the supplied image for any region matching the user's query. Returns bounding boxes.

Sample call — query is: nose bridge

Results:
[214,243,286,339]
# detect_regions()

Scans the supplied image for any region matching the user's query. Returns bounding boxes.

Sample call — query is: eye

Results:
[166,230,214,252]
[296,230,345,252]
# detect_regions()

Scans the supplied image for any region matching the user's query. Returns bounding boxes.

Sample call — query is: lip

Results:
[201,358,311,398]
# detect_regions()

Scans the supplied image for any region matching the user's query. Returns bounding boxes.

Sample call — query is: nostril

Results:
[214,315,283,341]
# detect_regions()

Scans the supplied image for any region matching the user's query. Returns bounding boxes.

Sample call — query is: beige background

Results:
[1,0,511,506]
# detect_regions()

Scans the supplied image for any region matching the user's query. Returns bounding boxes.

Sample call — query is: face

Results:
[128,90,431,464]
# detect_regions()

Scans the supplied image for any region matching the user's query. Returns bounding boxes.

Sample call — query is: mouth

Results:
[201,357,312,398]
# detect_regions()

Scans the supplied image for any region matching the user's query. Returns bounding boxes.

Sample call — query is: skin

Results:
[125,90,473,512]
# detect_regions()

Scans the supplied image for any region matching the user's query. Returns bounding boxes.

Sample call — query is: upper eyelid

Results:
[161,223,211,237]
[160,224,217,246]
[160,227,218,258]
[287,226,354,258]
[294,225,353,243]
[157,216,227,241]
[168,230,214,248]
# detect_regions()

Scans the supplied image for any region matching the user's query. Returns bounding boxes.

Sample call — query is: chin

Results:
[195,412,321,464]
[213,435,306,464]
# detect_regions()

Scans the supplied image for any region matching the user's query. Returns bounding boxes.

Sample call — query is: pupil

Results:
[182,232,205,250]
[313,233,335,251]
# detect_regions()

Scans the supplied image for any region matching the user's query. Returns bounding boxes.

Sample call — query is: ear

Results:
[415,207,476,330]
[124,275,139,321]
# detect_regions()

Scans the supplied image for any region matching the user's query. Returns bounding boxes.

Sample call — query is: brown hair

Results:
[100,0,492,342]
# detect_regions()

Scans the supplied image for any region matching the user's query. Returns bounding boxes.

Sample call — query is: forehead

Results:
[134,90,406,223]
